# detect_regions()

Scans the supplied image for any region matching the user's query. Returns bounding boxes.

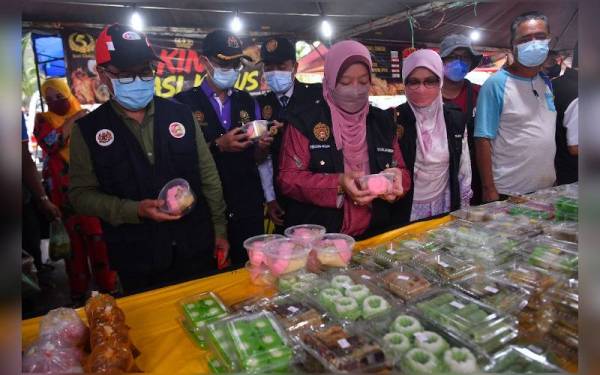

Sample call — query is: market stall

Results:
[22,183,579,373]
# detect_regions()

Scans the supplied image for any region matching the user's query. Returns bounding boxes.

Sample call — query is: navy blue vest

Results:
[174,87,264,221]
[284,100,403,238]
[78,97,214,273]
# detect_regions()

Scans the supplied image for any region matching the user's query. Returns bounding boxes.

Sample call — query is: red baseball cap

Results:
[95,23,161,69]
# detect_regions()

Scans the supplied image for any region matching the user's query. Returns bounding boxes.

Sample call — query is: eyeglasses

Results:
[98,66,156,84]
[404,77,441,90]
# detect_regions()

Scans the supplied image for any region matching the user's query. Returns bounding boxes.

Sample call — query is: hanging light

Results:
[321,19,333,39]
[470,29,481,42]
[230,11,243,34]
[130,10,144,31]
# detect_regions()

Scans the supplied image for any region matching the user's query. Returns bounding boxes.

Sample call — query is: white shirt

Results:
[564,98,578,146]
[474,69,557,194]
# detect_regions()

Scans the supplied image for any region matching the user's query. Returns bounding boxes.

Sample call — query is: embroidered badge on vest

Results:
[262,105,273,120]
[240,110,251,124]
[169,122,186,139]
[193,111,205,123]
[95,129,114,147]
[396,124,405,140]
[313,122,330,142]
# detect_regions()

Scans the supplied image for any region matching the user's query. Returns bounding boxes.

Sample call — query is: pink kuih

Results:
[366,174,393,195]
[264,238,310,276]
[243,234,285,267]
[314,233,356,268]
[166,185,194,213]
[284,224,326,246]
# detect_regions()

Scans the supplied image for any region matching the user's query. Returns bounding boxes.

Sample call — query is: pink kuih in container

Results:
[244,261,276,286]
[357,173,395,195]
[314,233,356,268]
[243,234,285,267]
[263,238,311,276]
[241,120,269,140]
[284,224,326,246]
[158,178,196,215]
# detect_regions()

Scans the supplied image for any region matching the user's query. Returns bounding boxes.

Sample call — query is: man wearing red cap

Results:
[68,24,229,294]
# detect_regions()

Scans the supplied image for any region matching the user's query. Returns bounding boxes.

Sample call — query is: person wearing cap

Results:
[439,34,483,205]
[68,24,229,294]
[256,37,323,232]
[175,30,270,268]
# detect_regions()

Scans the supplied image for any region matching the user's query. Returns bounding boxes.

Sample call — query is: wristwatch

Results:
[210,139,221,154]
[38,195,49,202]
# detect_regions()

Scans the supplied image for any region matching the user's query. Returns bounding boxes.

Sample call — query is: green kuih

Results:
[334,296,361,320]
[383,332,412,359]
[362,295,391,319]
[443,348,478,373]
[414,331,449,356]
[401,348,442,375]
[344,284,371,304]
[392,315,423,337]
[319,288,343,310]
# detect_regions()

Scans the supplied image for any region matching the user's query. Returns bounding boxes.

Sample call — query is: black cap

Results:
[96,23,160,69]
[260,37,296,64]
[203,29,250,62]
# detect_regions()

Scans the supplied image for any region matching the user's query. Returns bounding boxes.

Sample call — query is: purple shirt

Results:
[200,80,261,131]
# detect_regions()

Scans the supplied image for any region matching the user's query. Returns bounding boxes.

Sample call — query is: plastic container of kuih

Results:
[263,238,311,276]
[392,233,445,254]
[207,355,228,374]
[312,233,355,268]
[542,221,578,243]
[413,289,518,355]
[415,253,479,282]
[554,196,578,221]
[484,345,564,373]
[241,120,269,140]
[284,224,326,246]
[547,278,578,330]
[244,261,276,287]
[276,271,324,295]
[545,320,578,370]
[450,273,530,314]
[479,213,544,240]
[206,312,295,374]
[521,237,578,276]
[507,200,555,220]
[158,178,196,215]
[488,262,558,294]
[377,265,436,303]
[357,173,395,195]
[445,242,515,269]
[450,201,511,222]
[260,295,326,335]
[298,323,388,373]
[179,292,229,332]
[243,234,285,267]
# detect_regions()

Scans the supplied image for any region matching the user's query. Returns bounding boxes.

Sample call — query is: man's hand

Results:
[257,134,274,152]
[266,200,285,226]
[38,198,62,220]
[482,186,500,203]
[137,199,182,222]
[339,172,376,207]
[381,168,406,203]
[216,128,251,152]
[214,236,230,270]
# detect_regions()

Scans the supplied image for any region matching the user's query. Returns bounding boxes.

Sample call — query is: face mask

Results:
[406,86,440,108]
[264,70,294,94]
[331,84,370,114]
[47,98,70,116]
[443,60,470,82]
[516,39,550,67]
[111,77,154,111]
[545,64,561,78]
[209,65,240,90]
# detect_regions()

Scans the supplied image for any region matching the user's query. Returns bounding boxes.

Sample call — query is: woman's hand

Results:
[338,171,376,207]
[63,109,88,139]
[381,168,406,203]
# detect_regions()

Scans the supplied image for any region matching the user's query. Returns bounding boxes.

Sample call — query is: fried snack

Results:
[84,342,134,374]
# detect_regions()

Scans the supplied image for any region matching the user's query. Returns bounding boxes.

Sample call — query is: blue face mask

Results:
[111,77,154,111]
[209,66,240,90]
[443,60,470,82]
[516,39,550,67]
[264,70,294,94]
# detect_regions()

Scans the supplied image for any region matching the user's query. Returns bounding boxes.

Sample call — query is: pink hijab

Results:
[323,40,372,173]
[402,49,450,202]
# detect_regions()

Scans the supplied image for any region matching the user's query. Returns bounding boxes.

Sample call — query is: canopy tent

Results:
[22,0,578,52]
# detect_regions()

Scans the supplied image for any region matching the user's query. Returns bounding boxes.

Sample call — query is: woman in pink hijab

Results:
[392,49,472,222]
[278,40,411,238]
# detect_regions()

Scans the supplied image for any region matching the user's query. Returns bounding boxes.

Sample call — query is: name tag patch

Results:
[310,144,331,150]
[376,147,394,153]
[96,129,114,147]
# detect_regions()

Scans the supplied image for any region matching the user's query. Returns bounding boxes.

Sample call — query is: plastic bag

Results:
[22,338,84,373]
[84,342,134,373]
[49,220,71,261]
[39,308,89,348]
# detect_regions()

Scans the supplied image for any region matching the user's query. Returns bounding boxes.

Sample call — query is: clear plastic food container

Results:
[263,238,311,276]
[357,173,395,195]
[542,221,578,243]
[241,120,269,140]
[413,289,518,355]
[415,253,479,282]
[243,234,286,267]
[507,200,554,220]
[450,201,511,222]
[276,271,324,295]
[377,265,436,302]
[313,233,355,268]
[371,242,425,270]
[298,324,387,373]
[488,262,558,294]
[484,345,563,373]
[554,196,578,221]
[244,261,276,287]
[450,273,530,313]
[521,237,578,276]
[547,278,578,330]
[260,295,326,335]
[392,233,445,254]
[158,178,196,215]
[178,291,229,331]
[283,224,326,246]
